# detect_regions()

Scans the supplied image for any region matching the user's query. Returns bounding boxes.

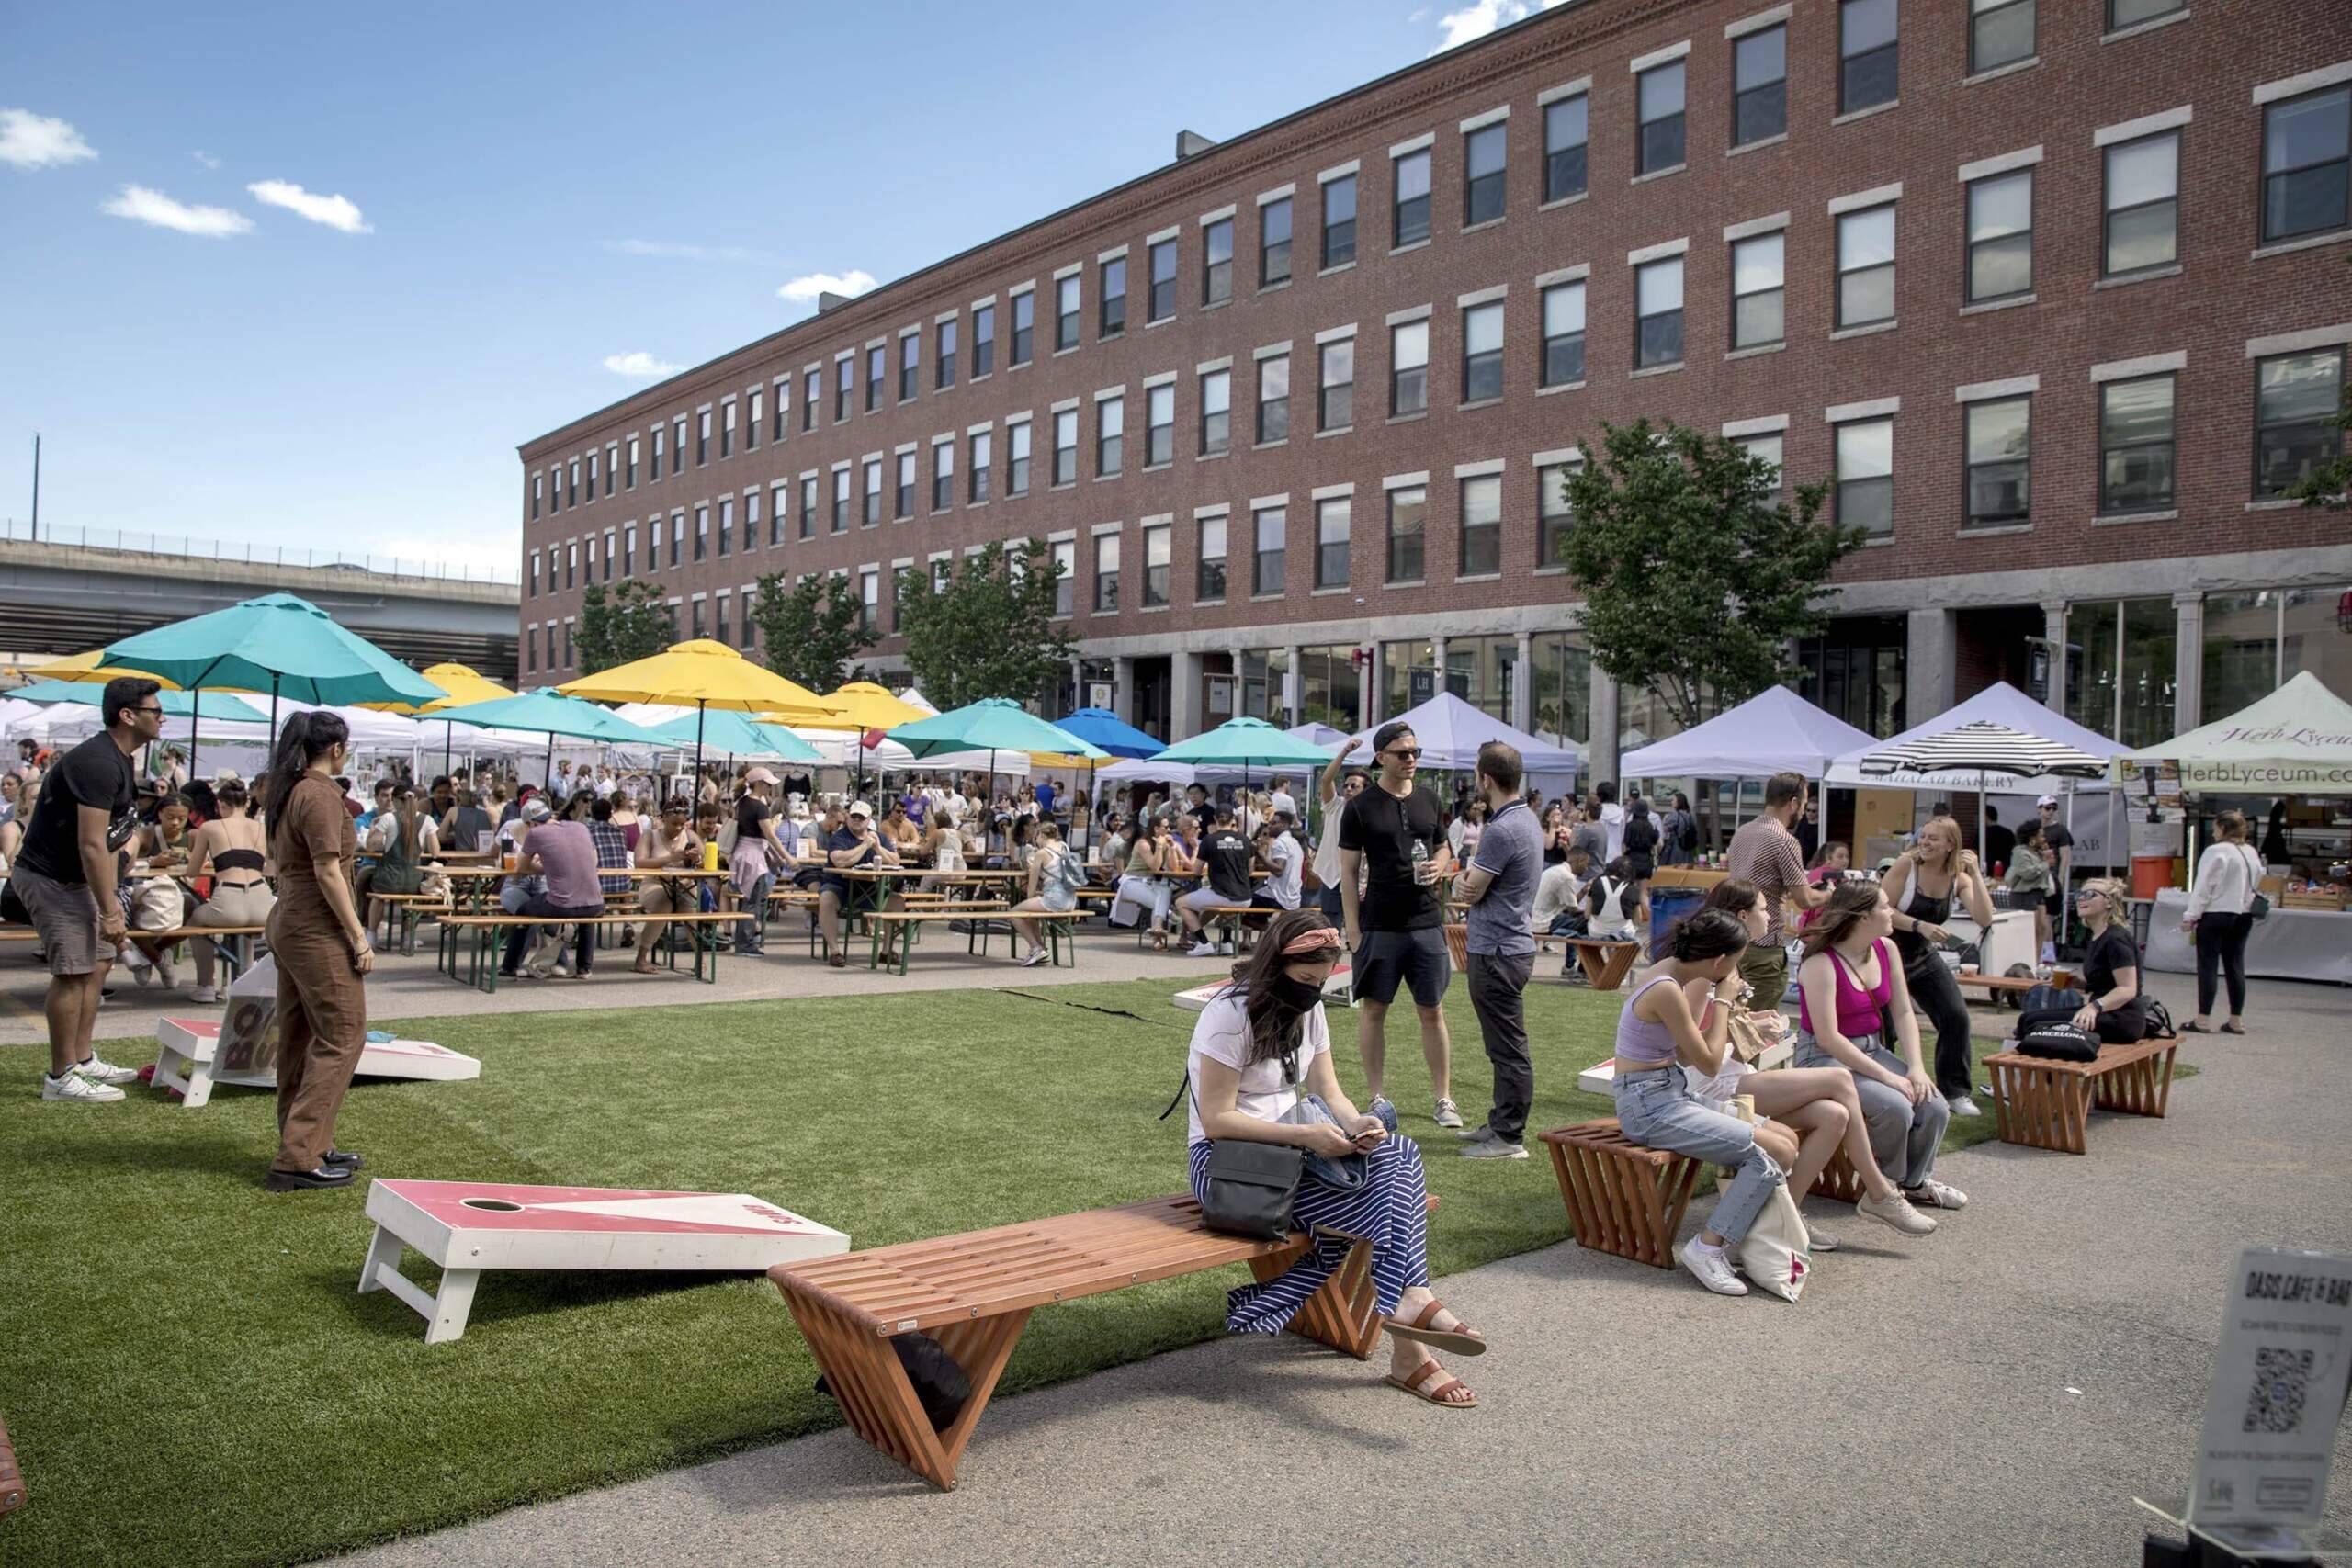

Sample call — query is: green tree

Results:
[751,570,875,692]
[892,540,1076,710]
[1561,416,1862,738]
[573,579,673,675]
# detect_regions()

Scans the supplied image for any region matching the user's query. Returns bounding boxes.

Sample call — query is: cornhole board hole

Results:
[359,1179,850,1344]
[1174,962,1352,1013]
[151,1017,480,1108]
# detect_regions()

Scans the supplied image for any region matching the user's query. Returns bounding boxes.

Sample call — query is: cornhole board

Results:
[1173,961,1353,1012]
[151,1017,481,1108]
[360,1179,850,1344]
[1577,1034,1795,1096]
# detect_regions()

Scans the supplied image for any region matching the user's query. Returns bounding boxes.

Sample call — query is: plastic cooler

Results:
[1648,886,1703,958]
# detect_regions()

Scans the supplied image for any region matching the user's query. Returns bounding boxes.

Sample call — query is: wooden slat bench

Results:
[1565,939,1643,991]
[1537,1119,1700,1269]
[434,911,736,992]
[769,1190,1433,1490]
[1983,1033,2180,1154]
[1807,1146,1868,1204]
[1953,967,2075,1008]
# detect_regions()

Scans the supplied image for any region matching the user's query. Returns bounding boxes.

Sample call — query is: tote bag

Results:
[1735,1184,1812,1303]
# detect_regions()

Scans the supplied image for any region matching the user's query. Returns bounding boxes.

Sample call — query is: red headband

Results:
[1281,926,1343,956]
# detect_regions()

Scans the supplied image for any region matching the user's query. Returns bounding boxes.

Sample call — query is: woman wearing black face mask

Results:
[1182,908,1488,1409]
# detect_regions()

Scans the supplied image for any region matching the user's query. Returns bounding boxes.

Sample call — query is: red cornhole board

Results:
[359,1179,850,1344]
[151,1017,481,1108]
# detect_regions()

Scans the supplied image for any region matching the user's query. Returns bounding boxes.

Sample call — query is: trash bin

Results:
[1648,886,1702,959]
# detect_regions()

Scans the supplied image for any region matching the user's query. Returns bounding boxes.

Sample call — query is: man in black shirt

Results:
[1983,805,2016,878]
[1182,783,1215,834]
[1338,720,1458,1128]
[1177,807,1254,955]
[17,677,163,1102]
[2037,795,2075,958]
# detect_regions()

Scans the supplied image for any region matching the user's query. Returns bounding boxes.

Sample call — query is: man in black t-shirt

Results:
[1176,807,1253,955]
[17,677,163,1102]
[2037,795,2075,957]
[1338,720,1458,1128]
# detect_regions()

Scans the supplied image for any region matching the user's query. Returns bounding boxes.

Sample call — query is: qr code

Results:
[2243,1347,2313,1435]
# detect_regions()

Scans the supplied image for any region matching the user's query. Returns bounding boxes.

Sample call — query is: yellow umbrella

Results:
[17,648,183,689]
[558,638,843,777]
[820,680,929,731]
[356,662,516,715]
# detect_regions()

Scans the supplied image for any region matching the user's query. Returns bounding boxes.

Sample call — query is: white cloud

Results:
[777,268,877,306]
[100,184,252,237]
[1427,0,1562,51]
[193,150,221,170]
[603,351,684,378]
[605,238,775,263]
[247,178,370,233]
[0,108,97,169]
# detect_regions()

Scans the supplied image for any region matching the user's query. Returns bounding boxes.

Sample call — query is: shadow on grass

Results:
[309,1255,766,1339]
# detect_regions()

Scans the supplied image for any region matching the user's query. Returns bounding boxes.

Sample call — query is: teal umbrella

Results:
[887,699,1106,859]
[1150,716,1339,770]
[102,592,444,773]
[650,709,822,764]
[9,681,269,724]
[428,688,673,791]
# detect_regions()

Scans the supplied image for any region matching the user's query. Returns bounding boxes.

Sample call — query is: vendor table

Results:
[2139,886,2352,987]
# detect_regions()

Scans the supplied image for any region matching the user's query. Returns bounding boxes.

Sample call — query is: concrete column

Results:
[1070,656,1084,715]
[2172,591,2204,735]
[1283,643,1302,727]
[1230,646,1248,719]
[1905,606,1956,721]
[1113,656,1136,726]
[1171,649,1204,739]
[2041,601,2069,716]
[1365,642,1385,728]
[1588,664,1621,787]
[1430,634,1449,703]
[1510,631,1533,732]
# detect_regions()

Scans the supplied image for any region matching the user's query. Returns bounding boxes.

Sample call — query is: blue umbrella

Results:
[1046,707,1164,760]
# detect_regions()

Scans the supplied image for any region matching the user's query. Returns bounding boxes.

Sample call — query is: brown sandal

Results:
[1385,1359,1476,1408]
[1385,1297,1487,1357]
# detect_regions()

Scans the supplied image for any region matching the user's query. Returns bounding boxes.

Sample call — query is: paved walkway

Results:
[338,971,2352,1568]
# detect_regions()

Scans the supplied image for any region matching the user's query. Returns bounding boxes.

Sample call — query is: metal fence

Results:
[0,517,517,586]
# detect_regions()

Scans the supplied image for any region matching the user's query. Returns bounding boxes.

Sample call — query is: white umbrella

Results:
[1862,719,2106,861]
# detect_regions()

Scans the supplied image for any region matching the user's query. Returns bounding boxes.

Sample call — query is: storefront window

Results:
[1442,634,1517,721]
[1238,649,1291,724]
[1796,615,1907,738]
[2204,590,2284,721]
[2282,582,2352,701]
[1527,632,1590,749]
[2066,597,2177,748]
[1382,639,1435,718]
[1295,644,1362,730]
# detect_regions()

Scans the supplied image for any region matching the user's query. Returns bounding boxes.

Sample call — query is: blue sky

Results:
[2,0,1549,582]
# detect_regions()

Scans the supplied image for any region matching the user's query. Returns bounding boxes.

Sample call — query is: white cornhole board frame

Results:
[1577,1034,1796,1097]
[359,1179,850,1344]
[1173,961,1352,1013]
[151,1017,481,1108]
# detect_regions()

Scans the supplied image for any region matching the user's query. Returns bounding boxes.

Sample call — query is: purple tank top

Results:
[1613,975,1686,1066]
[1798,937,1894,1039]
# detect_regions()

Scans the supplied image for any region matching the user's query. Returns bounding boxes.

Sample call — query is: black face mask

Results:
[1270,974,1326,1012]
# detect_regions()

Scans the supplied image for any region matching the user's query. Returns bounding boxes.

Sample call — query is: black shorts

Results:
[1353,927,1452,1009]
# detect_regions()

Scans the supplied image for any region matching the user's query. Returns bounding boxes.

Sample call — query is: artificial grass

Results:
[0,977,2134,1567]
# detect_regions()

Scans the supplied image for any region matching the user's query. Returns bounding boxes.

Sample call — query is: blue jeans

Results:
[1612,1064,1783,1245]
[1792,1031,1949,1189]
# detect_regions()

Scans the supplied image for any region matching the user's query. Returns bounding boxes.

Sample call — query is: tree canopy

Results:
[750,571,875,694]
[892,540,1076,711]
[573,579,673,676]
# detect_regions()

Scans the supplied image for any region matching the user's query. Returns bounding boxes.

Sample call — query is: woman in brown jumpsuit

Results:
[261,711,376,1191]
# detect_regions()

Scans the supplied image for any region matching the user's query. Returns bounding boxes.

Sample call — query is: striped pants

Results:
[1188,1133,1431,1336]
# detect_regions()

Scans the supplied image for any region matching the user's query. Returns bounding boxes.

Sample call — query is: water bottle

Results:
[1410,837,1430,886]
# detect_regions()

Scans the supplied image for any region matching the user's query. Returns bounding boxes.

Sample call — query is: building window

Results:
[719,404,735,459]
[1971,0,2034,73]
[695,411,710,465]
[689,600,705,641]
[626,435,639,489]
[1143,523,1171,607]
[531,475,542,520]
[1637,62,1686,175]
[1198,515,1227,601]
[1839,0,1898,115]
[526,626,538,672]
[714,597,729,649]
[1393,147,1430,247]
[969,430,991,502]
[1148,238,1177,321]
[1464,124,1506,224]
[834,362,852,423]
[1966,170,2033,303]
[1100,257,1126,335]
[1837,204,1896,327]
[2104,131,2180,276]
[768,486,786,546]
[803,369,820,431]
[568,459,579,505]
[1390,320,1429,416]
[1008,420,1032,495]
[1458,474,1501,576]
[930,558,951,595]
[863,458,883,525]
[670,514,684,566]
[896,451,917,518]
[1315,496,1351,589]
[1097,394,1125,476]
[1319,338,1354,430]
[899,333,921,400]
[1461,302,1504,401]
[772,387,787,442]
[831,469,851,533]
[1056,274,1080,352]
[1201,369,1230,456]
[2099,375,2177,514]
[1635,256,1683,368]
[865,344,886,412]
[601,532,615,581]
[1544,93,1588,202]
[1538,463,1577,567]
[1146,383,1175,466]
[717,499,733,557]
[937,319,958,388]
[972,303,996,378]
[1010,292,1034,366]
[1541,281,1587,386]
[1053,409,1079,485]
[1093,535,1120,614]
[1322,173,1357,267]
[2255,349,2346,497]
[745,396,760,453]
[933,441,955,510]
[1261,197,1292,286]
[1736,434,1785,491]
[2261,85,2350,244]
[1258,354,1291,442]
[1733,25,1787,146]
[799,476,818,540]
[624,523,638,575]
[1836,418,1894,536]
[528,548,540,594]
[1731,232,1785,349]
[860,569,879,633]
[588,452,601,497]
[1386,485,1426,582]
[694,505,709,561]
[1252,505,1286,596]
[605,445,618,493]
[2109,0,2185,26]
[1203,216,1233,305]
[1051,539,1074,616]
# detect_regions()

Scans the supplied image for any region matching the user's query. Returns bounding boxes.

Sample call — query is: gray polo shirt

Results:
[1465,798,1542,957]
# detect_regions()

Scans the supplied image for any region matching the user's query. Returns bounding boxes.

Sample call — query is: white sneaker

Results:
[1432,1097,1464,1129]
[1946,1092,1981,1119]
[1188,940,1219,957]
[1904,1179,1970,1210]
[42,1071,124,1103]
[76,1054,141,1086]
[155,951,176,988]
[190,985,219,1005]
[1857,1190,1939,1235]
[1216,941,1235,956]
[1678,1235,1748,1296]
[128,959,154,987]
[1019,946,1048,967]
[553,954,574,977]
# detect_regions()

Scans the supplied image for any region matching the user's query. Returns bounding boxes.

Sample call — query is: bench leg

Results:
[1246,1235,1386,1359]
[1546,1138,1698,1267]
[782,1292,1031,1492]
[1988,1059,2090,1154]
[2093,1044,2177,1119]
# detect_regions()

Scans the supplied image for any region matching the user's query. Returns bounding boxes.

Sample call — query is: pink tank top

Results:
[1798,937,1895,1040]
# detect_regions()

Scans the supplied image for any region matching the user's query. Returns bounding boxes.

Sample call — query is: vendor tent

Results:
[2113,671,2352,792]
[1340,692,1579,791]
[1622,685,1876,780]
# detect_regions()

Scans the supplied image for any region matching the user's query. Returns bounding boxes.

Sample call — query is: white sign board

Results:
[2191,1247,2352,1533]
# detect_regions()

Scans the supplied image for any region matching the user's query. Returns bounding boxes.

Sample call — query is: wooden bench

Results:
[862,907,1056,976]
[1565,939,1643,991]
[1952,967,2075,1008]
[373,892,453,953]
[434,911,736,992]
[769,1190,1433,1490]
[1983,1033,2180,1154]
[1538,1120,1701,1268]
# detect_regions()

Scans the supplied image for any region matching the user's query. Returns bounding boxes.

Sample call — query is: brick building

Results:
[515,0,2352,780]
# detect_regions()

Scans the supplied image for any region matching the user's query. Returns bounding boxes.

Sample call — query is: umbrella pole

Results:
[269,673,281,755]
[544,732,554,792]
[694,701,707,795]
[185,653,224,780]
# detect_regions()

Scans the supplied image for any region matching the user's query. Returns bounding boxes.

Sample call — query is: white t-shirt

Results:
[1270,789,1297,819]
[1261,832,1303,908]
[1600,801,1627,863]
[1185,991,1328,1144]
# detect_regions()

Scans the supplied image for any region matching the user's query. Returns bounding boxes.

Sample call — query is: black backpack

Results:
[2015,983,2098,1062]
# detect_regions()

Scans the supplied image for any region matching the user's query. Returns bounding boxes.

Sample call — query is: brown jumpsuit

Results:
[268,774,367,1174]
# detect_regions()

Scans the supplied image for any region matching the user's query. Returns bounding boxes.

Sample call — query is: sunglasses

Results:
[1384,748,1421,761]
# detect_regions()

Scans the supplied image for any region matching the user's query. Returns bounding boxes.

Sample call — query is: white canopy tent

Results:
[2114,671,2352,793]
[1622,685,1877,780]
[1340,692,1580,796]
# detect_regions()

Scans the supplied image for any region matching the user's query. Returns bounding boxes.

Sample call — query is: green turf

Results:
[0,978,2176,1566]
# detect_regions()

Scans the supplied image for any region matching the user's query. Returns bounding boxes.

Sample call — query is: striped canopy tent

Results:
[1861,718,2107,860]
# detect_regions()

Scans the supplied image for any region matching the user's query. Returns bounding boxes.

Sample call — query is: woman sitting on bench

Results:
[1184,908,1487,1409]
[2070,877,2148,1044]
[1005,819,1080,967]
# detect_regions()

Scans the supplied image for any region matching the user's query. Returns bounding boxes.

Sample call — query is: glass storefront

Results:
[1796,615,1907,738]
[1527,631,1590,749]
[2065,597,2176,747]
[1443,634,1517,720]
[1295,643,1362,730]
